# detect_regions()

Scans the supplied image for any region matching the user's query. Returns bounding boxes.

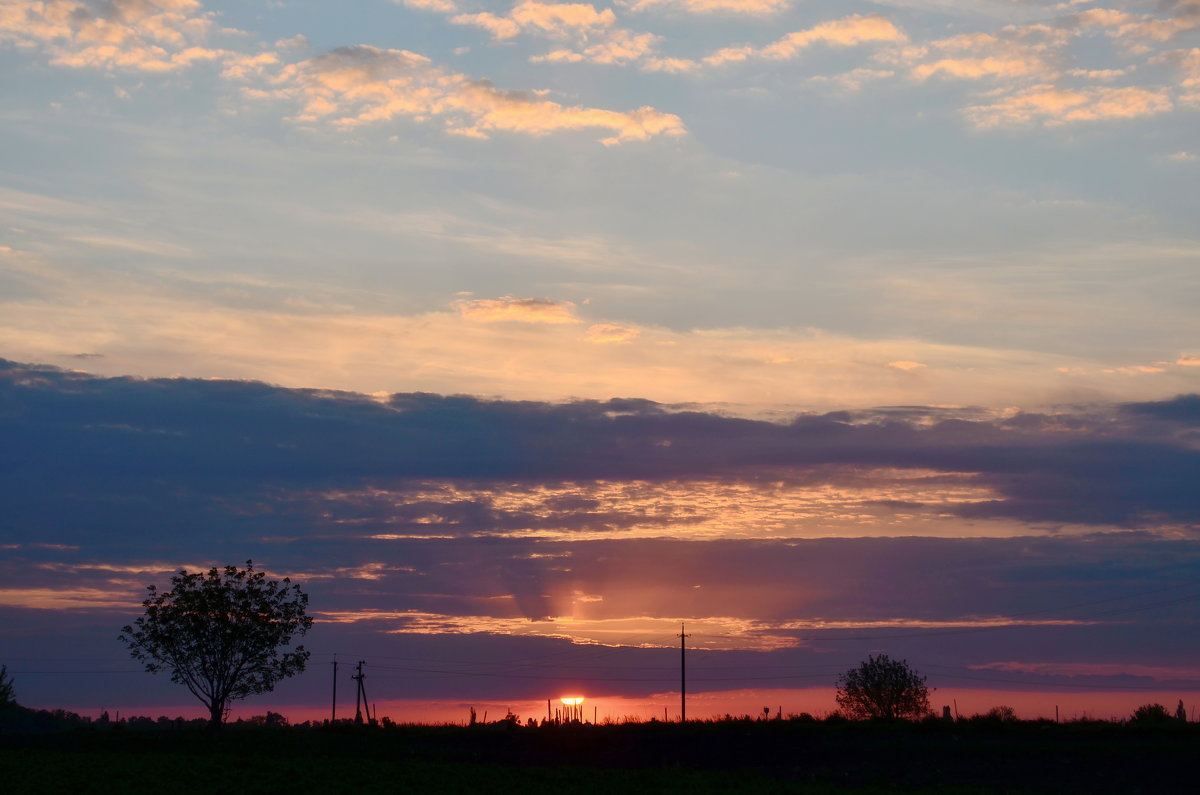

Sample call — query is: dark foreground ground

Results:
[2,718,1197,794]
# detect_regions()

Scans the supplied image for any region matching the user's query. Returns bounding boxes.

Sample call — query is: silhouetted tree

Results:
[120,561,312,728]
[0,664,16,710]
[835,654,930,720]
[985,705,1018,723]
[1175,699,1187,723]
[1129,703,1173,726]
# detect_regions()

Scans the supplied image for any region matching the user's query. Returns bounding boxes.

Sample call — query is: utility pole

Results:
[679,622,691,723]
[353,660,370,725]
[331,655,339,724]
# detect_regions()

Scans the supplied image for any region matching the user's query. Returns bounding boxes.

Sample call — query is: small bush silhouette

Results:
[1129,703,1173,726]
[985,705,1018,722]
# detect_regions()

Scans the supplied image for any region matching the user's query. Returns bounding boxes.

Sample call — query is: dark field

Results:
[2,719,1197,794]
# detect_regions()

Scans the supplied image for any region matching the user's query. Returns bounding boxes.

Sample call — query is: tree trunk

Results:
[208,700,225,729]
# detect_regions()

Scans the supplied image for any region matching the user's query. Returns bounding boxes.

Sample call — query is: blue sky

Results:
[1,1,1199,719]
[2,0,1198,406]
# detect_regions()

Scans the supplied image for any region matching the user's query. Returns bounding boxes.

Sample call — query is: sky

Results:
[1,0,1199,723]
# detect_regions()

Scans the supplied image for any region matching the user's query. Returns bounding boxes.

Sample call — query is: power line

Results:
[8,670,144,675]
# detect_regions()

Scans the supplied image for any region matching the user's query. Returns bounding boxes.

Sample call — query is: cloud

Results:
[401,0,460,12]
[1122,393,1200,424]
[2,362,1199,710]
[3,359,1200,536]
[449,2,666,69]
[965,84,1173,127]
[807,67,895,92]
[220,50,279,80]
[703,14,907,66]
[453,2,616,41]
[1152,47,1200,102]
[1101,364,1167,375]
[0,587,137,610]
[910,33,1053,81]
[3,257,1197,410]
[1073,4,1200,47]
[875,6,1200,129]
[532,29,661,65]
[971,661,1200,682]
[625,0,790,14]
[0,0,230,72]
[450,11,522,39]
[456,296,582,324]
[270,44,685,144]
[887,360,926,371]
[585,323,640,343]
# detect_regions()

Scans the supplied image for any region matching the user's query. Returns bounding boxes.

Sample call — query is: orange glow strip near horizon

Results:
[50,688,1200,726]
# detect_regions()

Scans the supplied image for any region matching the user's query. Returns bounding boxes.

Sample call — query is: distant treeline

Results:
[1,701,1194,734]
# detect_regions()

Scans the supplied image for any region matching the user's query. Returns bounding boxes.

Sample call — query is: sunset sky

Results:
[1,0,1199,723]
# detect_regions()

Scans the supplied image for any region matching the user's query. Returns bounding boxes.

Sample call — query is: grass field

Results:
[2,717,1196,793]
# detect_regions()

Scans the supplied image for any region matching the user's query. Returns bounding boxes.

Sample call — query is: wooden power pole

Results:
[331,655,338,724]
[353,660,370,725]
[679,622,691,722]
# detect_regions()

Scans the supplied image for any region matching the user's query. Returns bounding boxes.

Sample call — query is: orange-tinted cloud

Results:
[1074,5,1200,46]
[887,360,926,371]
[456,296,582,324]
[453,2,616,41]
[0,586,138,610]
[704,14,906,66]
[271,45,685,144]
[0,0,229,72]
[401,0,459,12]
[911,34,1052,81]
[626,0,789,14]
[585,323,640,343]
[965,84,1172,127]
[532,29,661,66]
